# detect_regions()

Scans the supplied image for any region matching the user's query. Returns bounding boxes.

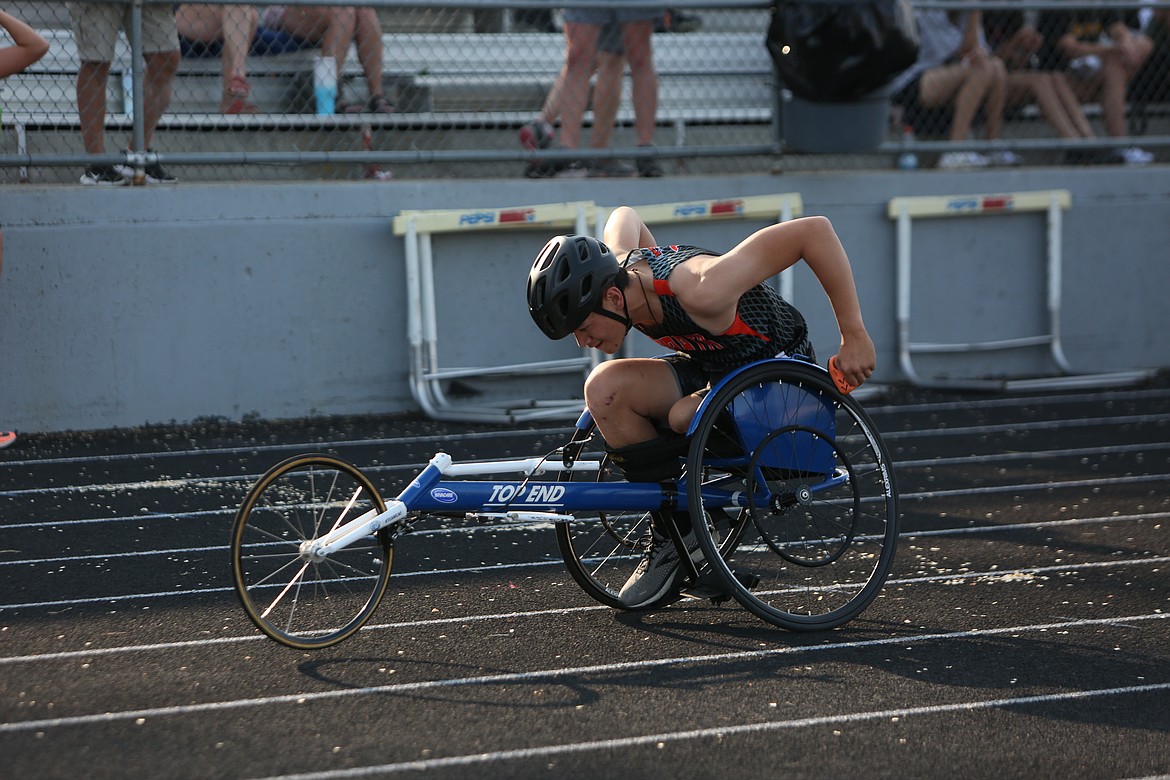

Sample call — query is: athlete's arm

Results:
[602,206,657,256]
[673,216,876,387]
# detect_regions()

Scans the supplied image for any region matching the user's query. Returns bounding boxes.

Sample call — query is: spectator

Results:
[264,5,392,113]
[983,10,1096,145]
[548,7,663,177]
[70,2,180,184]
[0,8,49,77]
[1129,7,1170,135]
[0,9,48,450]
[890,10,1015,169]
[1036,5,1155,165]
[175,4,260,114]
[525,207,875,605]
[520,22,633,177]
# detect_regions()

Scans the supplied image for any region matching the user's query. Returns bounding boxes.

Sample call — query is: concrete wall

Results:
[2,167,1168,433]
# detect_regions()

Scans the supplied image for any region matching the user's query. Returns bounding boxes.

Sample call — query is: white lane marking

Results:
[258,683,1170,779]
[1,612,1166,734]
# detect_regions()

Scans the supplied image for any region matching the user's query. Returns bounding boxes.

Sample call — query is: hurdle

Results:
[393,194,805,423]
[392,201,596,423]
[888,190,1154,390]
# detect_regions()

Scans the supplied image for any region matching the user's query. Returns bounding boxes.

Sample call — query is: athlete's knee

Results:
[583,360,630,414]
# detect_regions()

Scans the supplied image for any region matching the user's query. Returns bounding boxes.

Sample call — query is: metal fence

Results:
[1,0,1169,184]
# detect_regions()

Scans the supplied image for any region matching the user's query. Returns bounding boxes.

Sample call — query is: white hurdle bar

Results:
[888,190,1153,391]
[392,201,596,423]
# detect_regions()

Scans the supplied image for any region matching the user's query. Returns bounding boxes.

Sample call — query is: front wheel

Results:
[686,360,899,631]
[230,454,391,649]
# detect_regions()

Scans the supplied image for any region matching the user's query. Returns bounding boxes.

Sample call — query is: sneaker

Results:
[80,164,129,185]
[1114,146,1153,166]
[0,431,14,450]
[936,150,990,169]
[518,119,555,152]
[114,151,178,184]
[143,150,177,184]
[618,528,701,608]
[636,145,664,177]
[587,158,636,178]
[990,150,1023,167]
[523,158,569,178]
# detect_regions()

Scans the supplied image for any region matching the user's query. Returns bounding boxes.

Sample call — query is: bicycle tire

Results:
[230,453,391,649]
[685,360,899,630]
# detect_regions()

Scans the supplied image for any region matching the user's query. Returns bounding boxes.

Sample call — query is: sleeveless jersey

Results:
[625,245,809,371]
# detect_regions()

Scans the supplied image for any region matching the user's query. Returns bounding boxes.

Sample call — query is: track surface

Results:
[2,379,1169,779]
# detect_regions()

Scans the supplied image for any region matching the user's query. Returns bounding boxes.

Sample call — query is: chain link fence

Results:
[1,0,1168,184]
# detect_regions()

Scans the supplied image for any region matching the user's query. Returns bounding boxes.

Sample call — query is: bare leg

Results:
[137,50,179,150]
[352,7,385,98]
[921,61,998,142]
[221,5,258,86]
[1008,71,1079,138]
[1098,39,1151,137]
[322,6,356,69]
[278,6,332,45]
[1052,72,1094,137]
[558,21,601,149]
[621,20,657,146]
[77,61,111,153]
[589,51,624,149]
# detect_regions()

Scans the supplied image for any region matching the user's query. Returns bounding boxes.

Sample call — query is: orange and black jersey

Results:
[625,244,810,372]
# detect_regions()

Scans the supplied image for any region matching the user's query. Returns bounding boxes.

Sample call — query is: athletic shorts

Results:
[69,2,178,61]
[563,7,663,25]
[661,336,818,398]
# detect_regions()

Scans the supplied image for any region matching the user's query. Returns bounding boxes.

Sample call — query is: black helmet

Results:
[527,235,622,339]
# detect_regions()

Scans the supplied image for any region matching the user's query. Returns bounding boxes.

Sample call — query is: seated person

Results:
[264,5,392,113]
[1036,5,1154,165]
[176,4,261,113]
[983,10,1096,146]
[889,9,1013,169]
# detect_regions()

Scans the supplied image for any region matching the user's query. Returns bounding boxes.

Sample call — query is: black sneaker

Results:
[143,150,177,184]
[636,146,664,177]
[80,164,129,185]
[117,150,178,184]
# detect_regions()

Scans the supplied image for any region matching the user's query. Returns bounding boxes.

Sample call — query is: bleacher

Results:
[2,23,777,182]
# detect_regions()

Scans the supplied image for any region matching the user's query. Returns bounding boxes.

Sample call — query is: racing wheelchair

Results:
[230,357,899,649]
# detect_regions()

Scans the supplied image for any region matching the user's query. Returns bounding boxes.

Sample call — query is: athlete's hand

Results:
[831,334,876,393]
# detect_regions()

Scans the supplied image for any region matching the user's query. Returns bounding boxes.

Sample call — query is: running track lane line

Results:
[257,681,1170,779]
[2,552,1169,665]
[1,612,1166,734]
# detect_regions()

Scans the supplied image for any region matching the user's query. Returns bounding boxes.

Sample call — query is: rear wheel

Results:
[685,361,898,630]
[230,454,391,649]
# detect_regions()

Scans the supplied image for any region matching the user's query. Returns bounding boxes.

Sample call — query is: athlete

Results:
[526,205,876,606]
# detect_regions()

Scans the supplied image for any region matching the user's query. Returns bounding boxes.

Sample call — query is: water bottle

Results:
[897,125,918,170]
[313,56,337,116]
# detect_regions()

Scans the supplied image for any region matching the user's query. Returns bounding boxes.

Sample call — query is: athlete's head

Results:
[527,234,629,340]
